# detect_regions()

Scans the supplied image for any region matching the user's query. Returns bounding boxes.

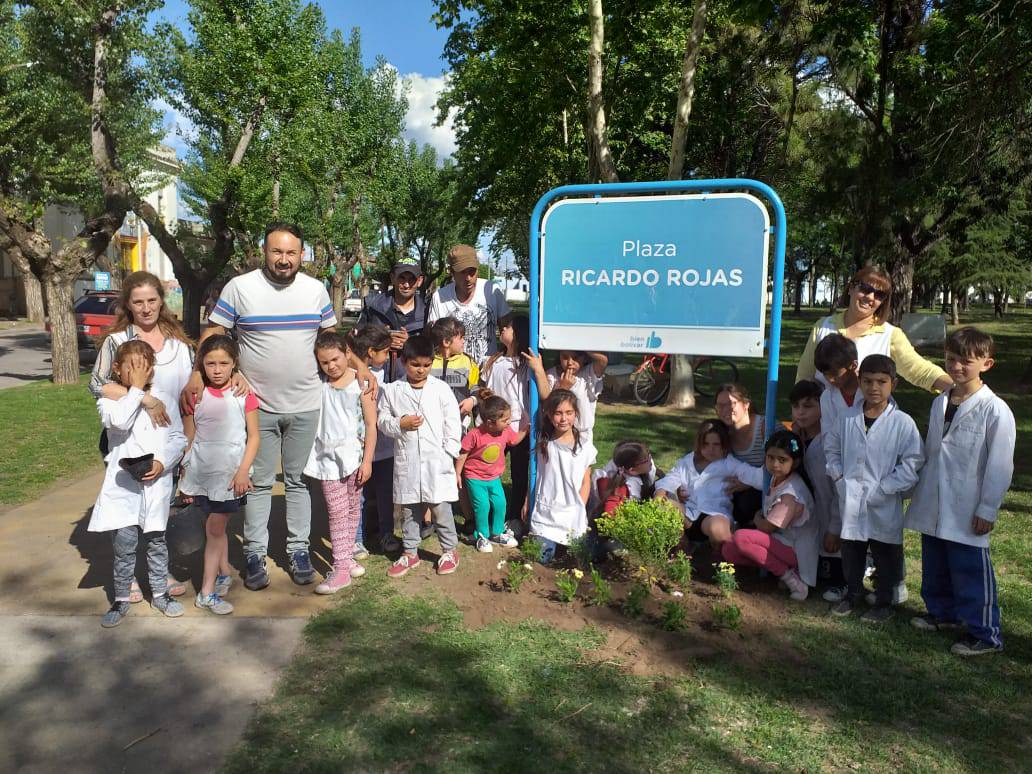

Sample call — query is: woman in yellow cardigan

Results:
[796,266,953,393]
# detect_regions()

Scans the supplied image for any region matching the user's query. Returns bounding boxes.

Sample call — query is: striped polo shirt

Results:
[209,269,336,413]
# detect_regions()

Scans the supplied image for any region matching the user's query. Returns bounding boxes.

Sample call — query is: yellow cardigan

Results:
[795,312,947,392]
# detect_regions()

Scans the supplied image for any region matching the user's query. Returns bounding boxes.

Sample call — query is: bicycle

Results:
[632,353,739,406]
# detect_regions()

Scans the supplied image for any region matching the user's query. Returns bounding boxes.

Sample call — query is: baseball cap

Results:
[447,244,479,273]
[391,257,422,277]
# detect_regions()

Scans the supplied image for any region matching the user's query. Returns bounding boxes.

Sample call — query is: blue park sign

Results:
[538,192,770,357]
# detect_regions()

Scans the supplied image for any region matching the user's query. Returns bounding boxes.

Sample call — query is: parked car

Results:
[343,289,363,316]
[46,290,120,349]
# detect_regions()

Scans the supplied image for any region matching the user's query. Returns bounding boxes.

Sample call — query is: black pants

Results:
[506,435,530,522]
[732,488,762,529]
[841,539,903,607]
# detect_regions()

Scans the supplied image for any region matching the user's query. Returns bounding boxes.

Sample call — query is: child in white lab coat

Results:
[88,340,187,627]
[530,388,597,563]
[723,429,818,601]
[527,349,608,446]
[378,334,462,578]
[654,419,759,547]
[814,333,861,432]
[304,331,378,594]
[906,328,1015,656]
[825,354,923,622]
[180,335,260,614]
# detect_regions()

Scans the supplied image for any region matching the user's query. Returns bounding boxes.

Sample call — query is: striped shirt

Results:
[208,269,336,413]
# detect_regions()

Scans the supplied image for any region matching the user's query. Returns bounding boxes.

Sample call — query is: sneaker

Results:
[861,605,894,624]
[152,593,185,618]
[195,592,234,615]
[830,599,855,617]
[352,542,370,561]
[822,585,847,603]
[437,550,459,575]
[475,536,494,553]
[420,522,436,540]
[290,550,316,585]
[504,519,526,540]
[951,635,1003,657]
[387,552,421,578]
[865,582,908,607]
[911,614,963,632]
[350,563,366,578]
[490,531,519,548]
[244,555,270,591]
[780,569,809,601]
[101,601,131,628]
[315,570,352,595]
[214,574,233,597]
[381,534,401,553]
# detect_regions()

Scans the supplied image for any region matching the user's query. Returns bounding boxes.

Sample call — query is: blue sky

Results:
[155,0,457,160]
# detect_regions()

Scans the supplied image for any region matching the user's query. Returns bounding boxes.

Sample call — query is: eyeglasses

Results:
[854,281,888,301]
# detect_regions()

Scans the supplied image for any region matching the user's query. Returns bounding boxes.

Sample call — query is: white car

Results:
[343,289,363,316]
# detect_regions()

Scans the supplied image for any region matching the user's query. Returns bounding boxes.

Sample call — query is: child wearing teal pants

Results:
[455,396,528,552]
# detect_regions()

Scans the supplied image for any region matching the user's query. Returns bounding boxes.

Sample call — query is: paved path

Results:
[0,325,53,388]
[0,470,345,773]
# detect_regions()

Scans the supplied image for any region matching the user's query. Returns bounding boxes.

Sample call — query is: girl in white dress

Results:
[530,389,597,563]
[305,331,377,594]
[181,335,260,615]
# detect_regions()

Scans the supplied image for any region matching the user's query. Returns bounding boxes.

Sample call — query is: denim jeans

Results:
[245,408,320,559]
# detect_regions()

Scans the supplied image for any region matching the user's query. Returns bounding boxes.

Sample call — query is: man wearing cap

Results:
[427,244,510,365]
[358,257,427,381]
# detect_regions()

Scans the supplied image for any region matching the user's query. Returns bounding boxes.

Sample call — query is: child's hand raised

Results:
[558,362,578,390]
[520,350,545,374]
[400,414,424,431]
[127,354,151,390]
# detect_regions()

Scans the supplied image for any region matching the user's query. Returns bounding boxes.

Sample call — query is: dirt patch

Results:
[390,542,810,677]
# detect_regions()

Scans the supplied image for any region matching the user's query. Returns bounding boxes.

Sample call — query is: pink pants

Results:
[721,529,798,576]
[322,473,362,579]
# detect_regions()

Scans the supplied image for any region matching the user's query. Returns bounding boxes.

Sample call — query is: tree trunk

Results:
[950,287,960,325]
[793,276,803,313]
[181,277,207,338]
[23,270,45,322]
[667,0,708,180]
[888,247,915,326]
[43,274,80,384]
[587,0,619,183]
[807,263,818,308]
[331,273,345,321]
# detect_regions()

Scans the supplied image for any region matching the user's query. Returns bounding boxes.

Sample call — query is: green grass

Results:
[224,306,1032,772]
[0,376,100,506]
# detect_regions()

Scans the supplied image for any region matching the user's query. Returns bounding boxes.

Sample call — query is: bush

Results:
[587,565,612,607]
[711,602,742,630]
[623,581,650,618]
[666,551,692,587]
[554,568,582,603]
[661,600,688,631]
[597,498,683,576]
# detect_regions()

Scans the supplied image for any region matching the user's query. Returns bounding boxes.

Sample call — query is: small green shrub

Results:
[666,551,693,587]
[597,498,684,577]
[711,602,741,630]
[661,600,688,631]
[567,534,594,568]
[519,536,543,564]
[623,581,650,618]
[554,568,582,603]
[502,559,534,592]
[587,565,612,607]
[714,562,738,597]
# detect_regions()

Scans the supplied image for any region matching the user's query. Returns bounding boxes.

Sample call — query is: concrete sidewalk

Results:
[0,470,346,772]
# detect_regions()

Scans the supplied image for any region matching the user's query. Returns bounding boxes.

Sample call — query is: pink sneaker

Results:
[780,569,809,601]
[437,550,459,575]
[315,569,352,595]
[387,552,421,579]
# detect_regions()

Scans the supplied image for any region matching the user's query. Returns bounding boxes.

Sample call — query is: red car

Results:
[46,291,120,349]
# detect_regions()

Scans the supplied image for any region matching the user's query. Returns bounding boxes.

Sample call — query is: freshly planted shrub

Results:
[500,558,534,592]
[714,562,738,597]
[587,565,612,607]
[666,551,693,587]
[661,600,688,631]
[554,568,582,603]
[519,536,543,564]
[624,581,650,618]
[711,602,742,630]
[598,498,683,576]
[567,534,594,568]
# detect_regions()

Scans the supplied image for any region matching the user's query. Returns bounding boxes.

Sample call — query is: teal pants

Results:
[465,477,507,540]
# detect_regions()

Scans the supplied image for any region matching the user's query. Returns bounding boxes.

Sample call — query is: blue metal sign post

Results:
[527,179,787,509]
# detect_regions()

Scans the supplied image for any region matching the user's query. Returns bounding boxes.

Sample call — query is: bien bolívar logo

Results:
[618,331,663,350]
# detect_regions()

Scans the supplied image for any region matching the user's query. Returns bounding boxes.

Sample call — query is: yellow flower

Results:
[573,569,584,579]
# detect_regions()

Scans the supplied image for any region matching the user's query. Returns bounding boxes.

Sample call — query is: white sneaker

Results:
[350,563,366,578]
[195,592,234,615]
[822,585,847,603]
[866,582,908,607]
[780,569,809,601]
[475,537,493,553]
[490,532,518,548]
[352,542,370,561]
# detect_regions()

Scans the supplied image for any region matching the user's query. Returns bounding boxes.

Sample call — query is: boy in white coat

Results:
[88,340,187,627]
[906,328,1015,656]
[825,354,923,623]
[378,335,462,578]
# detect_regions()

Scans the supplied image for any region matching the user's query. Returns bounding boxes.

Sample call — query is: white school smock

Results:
[482,355,530,432]
[378,375,461,504]
[655,453,759,522]
[180,388,252,501]
[905,386,1015,548]
[546,366,603,441]
[824,401,923,545]
[803,433,841,548]
[88,387,187,533]
[304,378,366,481]
[531,438,598,545]
[737,466,820,586]
[811,316,893,390]
[819,385,861,439]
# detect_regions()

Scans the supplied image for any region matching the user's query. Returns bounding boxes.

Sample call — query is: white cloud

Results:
[401,71,457,161]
